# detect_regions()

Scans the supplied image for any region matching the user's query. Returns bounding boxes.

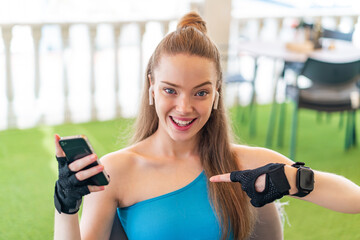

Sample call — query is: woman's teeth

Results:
[172,117,194,126]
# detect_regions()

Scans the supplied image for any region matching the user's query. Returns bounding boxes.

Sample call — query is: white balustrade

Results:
[0,11,358,130]
[233,14,359,41]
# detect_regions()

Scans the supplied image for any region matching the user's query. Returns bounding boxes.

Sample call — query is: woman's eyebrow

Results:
[160,81,213,89]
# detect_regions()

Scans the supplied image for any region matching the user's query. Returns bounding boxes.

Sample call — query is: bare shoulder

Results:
[100,146,137,173]
[99,144,143,185]
[97,144,145,204]
[231,144,294,170]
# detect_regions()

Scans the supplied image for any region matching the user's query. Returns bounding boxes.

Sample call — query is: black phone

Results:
[59,135,110,186]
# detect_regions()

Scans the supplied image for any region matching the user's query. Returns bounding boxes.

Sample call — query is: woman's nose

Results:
[176,95,193,113]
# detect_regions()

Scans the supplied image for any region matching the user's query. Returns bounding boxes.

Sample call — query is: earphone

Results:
[213,91,219,110]
[149,85,154,105]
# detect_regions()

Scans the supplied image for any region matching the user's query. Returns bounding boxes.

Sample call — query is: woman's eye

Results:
[196,91,208,97]
[164,88,176,94]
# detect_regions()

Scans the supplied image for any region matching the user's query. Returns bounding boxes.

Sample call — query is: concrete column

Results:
[203,0,232,71]
[2,26,16,128]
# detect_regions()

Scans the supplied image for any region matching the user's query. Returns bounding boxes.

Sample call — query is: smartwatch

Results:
[291,162,314,197]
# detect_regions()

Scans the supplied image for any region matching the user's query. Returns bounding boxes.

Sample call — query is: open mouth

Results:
[170,116,197,127]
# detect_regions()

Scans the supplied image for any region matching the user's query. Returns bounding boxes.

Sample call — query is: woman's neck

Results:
[150,129,199,160]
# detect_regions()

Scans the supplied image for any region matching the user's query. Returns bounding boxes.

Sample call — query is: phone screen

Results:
[59,135,110,186]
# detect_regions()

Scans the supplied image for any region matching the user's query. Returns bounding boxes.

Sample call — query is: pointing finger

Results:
[209,173,231,182]
[54,134,65,157]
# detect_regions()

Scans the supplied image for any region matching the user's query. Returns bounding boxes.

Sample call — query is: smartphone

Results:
[59,135,110,186]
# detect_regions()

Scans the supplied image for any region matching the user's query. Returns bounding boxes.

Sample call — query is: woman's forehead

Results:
[153,54,217,86]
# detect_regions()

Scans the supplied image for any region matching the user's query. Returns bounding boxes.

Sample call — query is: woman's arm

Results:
[54,212,81,240]
[53,135,120,240]
[211,145,360,214]
[79,155,120,239]
[54,175,117,240]
[285,166,360,214]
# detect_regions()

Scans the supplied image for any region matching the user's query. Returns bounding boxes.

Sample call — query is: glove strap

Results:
[54,182,82,215]
[268,165,291,195]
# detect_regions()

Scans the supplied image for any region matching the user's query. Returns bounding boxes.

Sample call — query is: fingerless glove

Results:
[54,156,90,214]
[230,163,291,207]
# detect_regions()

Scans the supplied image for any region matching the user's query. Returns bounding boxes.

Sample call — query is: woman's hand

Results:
[210,173,266,192]
[210,163,291,207]
[54,134,105,214]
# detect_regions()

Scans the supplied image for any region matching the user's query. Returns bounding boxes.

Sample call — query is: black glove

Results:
[54,156,90,214]
[230,163,291,207]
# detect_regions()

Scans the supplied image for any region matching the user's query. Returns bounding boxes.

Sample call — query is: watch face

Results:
[299,168,314,191]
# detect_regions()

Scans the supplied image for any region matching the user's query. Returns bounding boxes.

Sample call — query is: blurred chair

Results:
[110,202,284,240]
[225,73,257,137]
[281,27,354,81]
[322,28,354,42]
[266,28,355,149]
[285,58,360,160]
[225,56,258,137]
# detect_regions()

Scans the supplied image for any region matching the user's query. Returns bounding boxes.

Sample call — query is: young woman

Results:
[53,12,360,240]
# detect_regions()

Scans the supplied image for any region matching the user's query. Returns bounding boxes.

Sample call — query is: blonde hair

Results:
[131,12,255,240]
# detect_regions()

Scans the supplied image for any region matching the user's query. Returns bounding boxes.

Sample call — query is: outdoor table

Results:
[235,39,360,148]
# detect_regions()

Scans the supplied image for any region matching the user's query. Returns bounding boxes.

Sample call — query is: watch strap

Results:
[291,162,314,197]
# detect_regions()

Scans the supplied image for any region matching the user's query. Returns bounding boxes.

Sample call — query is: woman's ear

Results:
[213,91,219,109]
[148,74,152,85]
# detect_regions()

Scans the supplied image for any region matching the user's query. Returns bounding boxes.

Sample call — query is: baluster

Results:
[138,22,146,95]
[31,24,43,124]
[60,24,71,123]
[89,24,98,121]
[113,23,122,118]
[2,25,16,128]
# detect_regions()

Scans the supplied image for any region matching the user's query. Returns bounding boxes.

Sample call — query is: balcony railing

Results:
[1,7,359,130]
[0,19,176,130]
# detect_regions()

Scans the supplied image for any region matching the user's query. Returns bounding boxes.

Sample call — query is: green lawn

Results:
[0,104,359,239]
[230,104,360,240]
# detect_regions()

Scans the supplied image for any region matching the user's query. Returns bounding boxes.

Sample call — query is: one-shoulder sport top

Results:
[117,171,225,240]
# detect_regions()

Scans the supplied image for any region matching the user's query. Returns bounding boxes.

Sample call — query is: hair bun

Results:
[177,11,207,34]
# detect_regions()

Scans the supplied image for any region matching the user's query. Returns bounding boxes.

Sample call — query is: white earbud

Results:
[149,85,154,105]
[213,91,219,110]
